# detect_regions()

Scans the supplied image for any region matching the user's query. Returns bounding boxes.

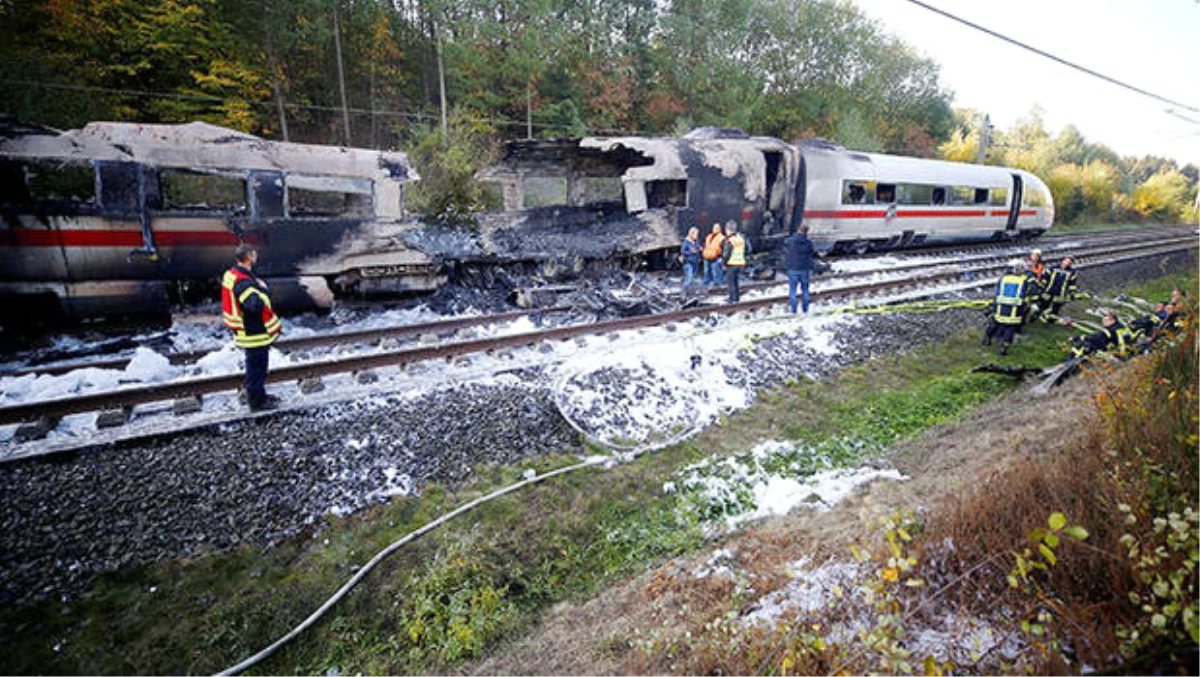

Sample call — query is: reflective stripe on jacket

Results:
[221,266,282,348]
[993,274,1027,325]
[1044,267,1078,302]
[725,234,747,267]
[702,232,725,260]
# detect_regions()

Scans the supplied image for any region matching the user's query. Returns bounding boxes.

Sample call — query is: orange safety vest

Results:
[221,266,282,348]
[702,232,725,260]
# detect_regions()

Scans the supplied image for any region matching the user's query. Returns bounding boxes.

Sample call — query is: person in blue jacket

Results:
[680,226,702,292]
[783,225,816,313]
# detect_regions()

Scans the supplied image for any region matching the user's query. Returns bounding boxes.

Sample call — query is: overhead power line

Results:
[902,0,1200,114]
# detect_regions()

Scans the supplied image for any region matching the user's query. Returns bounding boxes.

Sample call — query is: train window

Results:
[289,187,371,216]
[583,176,624,204]
[876,183,896,204]
[287,175,372,217]
[989,187,1008,206]
[523,176,568,208]
[19,160,96,203]
[645,179,687,208]
[842,181,871,204]
[899,183,933,205]
[161,170,246,212]
[932,187,946,205]
[974,188,989,204]
[1025,187,1047,208]
[950,186,974,205]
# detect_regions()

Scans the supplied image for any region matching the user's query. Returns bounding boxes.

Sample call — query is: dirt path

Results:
[466,373,1100,675]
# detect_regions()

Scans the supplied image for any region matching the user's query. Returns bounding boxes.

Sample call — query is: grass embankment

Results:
[0,273,1194,675]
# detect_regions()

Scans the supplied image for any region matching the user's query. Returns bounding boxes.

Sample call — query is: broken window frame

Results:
[159,168,248,214]
[0,159,98,205]
[285,174,373,217]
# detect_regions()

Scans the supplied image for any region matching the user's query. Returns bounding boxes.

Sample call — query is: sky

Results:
[856,0,1200,167]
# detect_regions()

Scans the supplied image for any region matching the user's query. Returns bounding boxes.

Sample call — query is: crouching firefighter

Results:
[1039,256,1088,323]
[1070,312,1133,358]
[222,244,283,411]
[982,263,1030,355]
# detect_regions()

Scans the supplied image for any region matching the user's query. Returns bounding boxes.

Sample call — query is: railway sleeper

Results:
[96,407,132,429]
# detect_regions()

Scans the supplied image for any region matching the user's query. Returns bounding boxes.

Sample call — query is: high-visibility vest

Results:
[725,234,747,267]
[221,266,282,348]
[702,232,725,260]
[993,274,1027,325]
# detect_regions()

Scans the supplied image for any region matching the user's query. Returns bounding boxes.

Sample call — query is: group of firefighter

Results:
[983,248,1187,360]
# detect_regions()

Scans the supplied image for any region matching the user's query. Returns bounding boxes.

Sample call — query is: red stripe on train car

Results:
[2,229,241,247]
[803,210,888,219]
[896,209,988,218]
[989,210,1010,217]
[1019,210,1037,216]
[2,230,144,247]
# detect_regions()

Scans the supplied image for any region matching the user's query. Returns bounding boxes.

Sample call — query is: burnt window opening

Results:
[932,187,947,205]
[160,170,247,213]
[522,176,568,208]
[876,183,896,204]
[582,176,624,206]
[646,179,686,208]
[288,188,372,216]
[0,159,96,204]
[285,175,373,217]
[98,162,140,212]
[974,188,989,204]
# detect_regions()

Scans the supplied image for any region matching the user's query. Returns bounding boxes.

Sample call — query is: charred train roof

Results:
[0,121,418,183]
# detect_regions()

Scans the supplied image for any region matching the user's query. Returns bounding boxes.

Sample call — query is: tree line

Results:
[1,0,1195,225]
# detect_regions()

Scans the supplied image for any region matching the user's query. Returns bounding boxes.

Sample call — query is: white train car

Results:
[793,139,1054,253]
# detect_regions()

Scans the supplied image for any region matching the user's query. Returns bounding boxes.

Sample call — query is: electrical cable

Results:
[902,0,1199,113]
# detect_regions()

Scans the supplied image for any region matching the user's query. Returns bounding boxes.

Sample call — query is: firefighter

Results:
[1071,312,1133,358]
[982,262,1030,355]
[1025,249,1046,285]
[1038,256,1088,323]
[222,244,283,411]
[702,222,726,286]
[722,221,750,303]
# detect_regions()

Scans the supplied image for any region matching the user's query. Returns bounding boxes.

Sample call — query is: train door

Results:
[1005,174,1023,232]
[789,155,807,234]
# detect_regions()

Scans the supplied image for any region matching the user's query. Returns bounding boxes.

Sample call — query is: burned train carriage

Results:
[0,120,1053,321]
[0,119,440,320]
[471,127,800,272]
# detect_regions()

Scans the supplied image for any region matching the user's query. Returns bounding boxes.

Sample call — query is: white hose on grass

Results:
[219,354,712,676]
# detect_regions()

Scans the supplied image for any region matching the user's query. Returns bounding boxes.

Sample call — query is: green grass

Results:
[0,271,1192,676]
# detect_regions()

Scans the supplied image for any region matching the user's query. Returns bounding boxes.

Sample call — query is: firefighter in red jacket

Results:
[222,244,283,411]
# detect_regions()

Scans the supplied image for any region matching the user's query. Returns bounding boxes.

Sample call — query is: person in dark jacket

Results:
[680,226,702,292]
[783,225,816,313]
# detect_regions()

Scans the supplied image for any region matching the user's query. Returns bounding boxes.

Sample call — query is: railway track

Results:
[0,233,1193,456]
[5,225,1193,380]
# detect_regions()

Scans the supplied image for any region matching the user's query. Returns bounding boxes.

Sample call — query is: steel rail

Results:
[0,238,1193,427]
[6,228,1193,379]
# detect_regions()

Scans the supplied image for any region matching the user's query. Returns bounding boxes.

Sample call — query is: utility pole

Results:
[332,0,352,146]
[977,113,991,164]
